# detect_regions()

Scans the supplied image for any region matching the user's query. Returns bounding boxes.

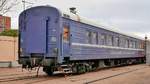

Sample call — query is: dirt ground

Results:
[0,64,150,84]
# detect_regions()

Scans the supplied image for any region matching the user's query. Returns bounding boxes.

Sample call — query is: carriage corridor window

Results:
[129,40,133,48]
[125,39,129,48]
[63,25,69,41]
[140,41,144,49]
[119,38,125,47]
[86,31,92,44]
[137,41,142,49]
[98,34,106,45]
[114,37,119,47]
[91,32,98,44]
[129,40,131,48]
[107,35,113,46]
[132,41,136,48]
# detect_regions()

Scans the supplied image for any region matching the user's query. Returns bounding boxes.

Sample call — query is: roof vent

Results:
[69,7,77,14]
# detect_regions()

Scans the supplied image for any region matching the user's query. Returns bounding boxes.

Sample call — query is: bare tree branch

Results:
[0,0,19,15]
[0,0,38,15]
[0,0,8,11]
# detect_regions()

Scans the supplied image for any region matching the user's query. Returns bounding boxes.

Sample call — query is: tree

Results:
[0,0,19,15]
[0,29,18,37]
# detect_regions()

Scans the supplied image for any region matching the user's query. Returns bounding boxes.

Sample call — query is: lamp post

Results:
[145,35,150,65]
[145,35,147,57]
[22,0,26,10]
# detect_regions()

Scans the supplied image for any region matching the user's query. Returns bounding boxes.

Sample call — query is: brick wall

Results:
[0,16,11,32]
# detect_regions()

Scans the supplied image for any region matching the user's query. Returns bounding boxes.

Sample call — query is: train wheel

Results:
[85,64,92,72]
[43,67,53,76]
[82,65,86,73]
[72,65,78,73]
[73,64,87,74]
[78,64,86,74]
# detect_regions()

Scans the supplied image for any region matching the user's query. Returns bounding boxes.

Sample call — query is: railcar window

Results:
[135,41,138,48]
[107,35,113,46]
[129,40,132,48]
[119,38,125,47]
[129,40,134,48]
[135,41,137,48]
[86,31,92,44]
[139,42,142,49]
[137,41,142,49]
[99,34,106,45]
[125,39,129,48]
[132,41,136,48]
[63,25,69,41]
[136,41,138,48]
[140,41,144,49]
[114,37,119,47]
[91,32,98,44]
[86,31,89,43]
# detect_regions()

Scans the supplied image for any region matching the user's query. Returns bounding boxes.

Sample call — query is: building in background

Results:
[0,36,20,67]
[0,15,11,32]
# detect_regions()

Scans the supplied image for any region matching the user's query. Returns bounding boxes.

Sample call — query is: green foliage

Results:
[0,29,18,37]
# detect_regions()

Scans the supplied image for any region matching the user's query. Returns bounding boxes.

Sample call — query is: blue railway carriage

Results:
[19,6,145,75]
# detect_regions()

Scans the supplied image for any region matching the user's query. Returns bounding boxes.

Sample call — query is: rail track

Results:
[84,66,148,84]
[0,72,37,78]
[0,75,46,83]
[0,71,65,83]
[0,64,146,84]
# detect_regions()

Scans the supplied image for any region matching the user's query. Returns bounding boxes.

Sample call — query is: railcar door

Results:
[63,25,71,58]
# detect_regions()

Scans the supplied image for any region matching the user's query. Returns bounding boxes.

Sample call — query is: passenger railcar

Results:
[18,6,145,75]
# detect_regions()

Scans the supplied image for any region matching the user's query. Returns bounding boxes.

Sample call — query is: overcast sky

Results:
[5,0,150,38]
